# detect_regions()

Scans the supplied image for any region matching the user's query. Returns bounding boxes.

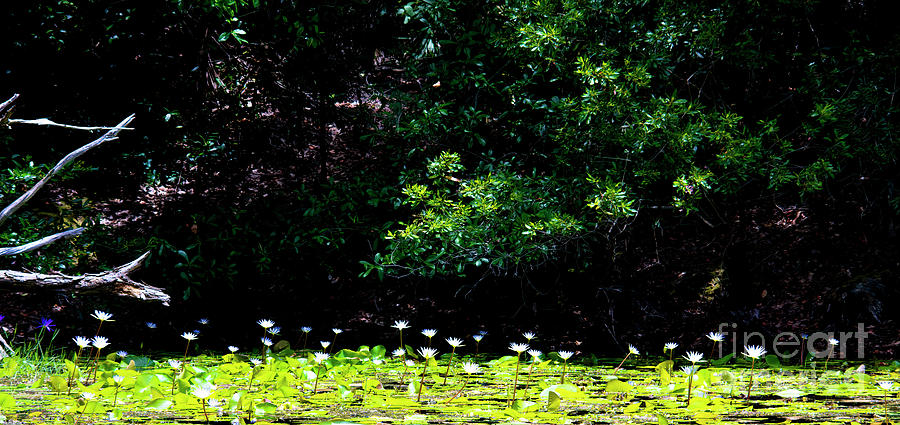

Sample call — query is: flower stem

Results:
[447,375,470,402]
[799,337,807,367]
[442,348,456,385]
[746,359,756,399]
[686,371,694,406]
[524,361,535,398]
[314,365,324,393]
[561,360,567,384]
[417,362,429,402]
[67,351,80,394]
[87,322,103,359]
[510,354,521,407]
[90,349,103,384]
[398,361,409,393]
[613,353,630,372]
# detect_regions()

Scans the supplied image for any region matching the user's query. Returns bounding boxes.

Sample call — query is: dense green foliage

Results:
[1,0,897,315]
[370,0,900,277]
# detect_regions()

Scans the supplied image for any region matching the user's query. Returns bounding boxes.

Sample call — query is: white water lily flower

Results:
[878,381,894,390]
[462,362,481,374]
[191,382,216,399]
[301,326,312,333]
[446,337,464,348]
[628,344,640,355]
[392,348,406,357]
[332,328,343,335]
[261,337,273,347]
[116,351,128,358]
[523,332,536,341]
[664,342,679,351]
[249,358,262,366]
[92,336,110,349]
[509,343,529,354]
[320,341,330,349]
[392,320,410,330]
[706,332,725,342]
[145,321,157,329]
[558,351,574,360]
[168,359,182,369]
[197,318,209,325]
[267,326,281,336]
[418,347,438,359]
[257,319,275,329]
[405,359,415,367]
[472,334,484,342]
[181,332,198,341]
[73,336,91,349]
[228,346,239,353]
[421,329,438,338]
[113,375,125,384]
[91,310,114,322]
[683,351,705,363]
[314,352,330,363]
[681,365,698,375]
[743,345,766,359]
[82,392,96,400]
[828,338,839,346]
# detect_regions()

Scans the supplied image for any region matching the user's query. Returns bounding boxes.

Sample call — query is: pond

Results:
[0,345,897,424]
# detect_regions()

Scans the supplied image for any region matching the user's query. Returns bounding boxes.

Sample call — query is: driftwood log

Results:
[0,94,170,316]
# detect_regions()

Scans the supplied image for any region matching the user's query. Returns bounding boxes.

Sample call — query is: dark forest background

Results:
[0,0,898,357]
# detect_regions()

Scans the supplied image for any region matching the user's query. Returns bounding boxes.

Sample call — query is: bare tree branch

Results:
[0,228,85,256]
[0,251,170,305]
[0,94,19,127]
[8,118,135,131]
[0,113,136,228]
[0,96,169,305]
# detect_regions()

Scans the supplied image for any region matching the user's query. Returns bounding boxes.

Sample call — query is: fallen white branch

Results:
[8,118,135,131]
[0,251,170,305]
[0,113,135,227]
[0,228,85,256]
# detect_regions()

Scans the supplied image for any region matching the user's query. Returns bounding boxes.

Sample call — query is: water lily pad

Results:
[145,398,172,410]
[547,390,561,410]
[775,388,806,398]
[605,379,634,393]
[0,393,16,409]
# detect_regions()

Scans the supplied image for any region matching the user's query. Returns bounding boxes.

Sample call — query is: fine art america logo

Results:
[715,323,868,359]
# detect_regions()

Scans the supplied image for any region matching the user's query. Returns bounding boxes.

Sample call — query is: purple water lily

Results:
[40,317,55,331]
